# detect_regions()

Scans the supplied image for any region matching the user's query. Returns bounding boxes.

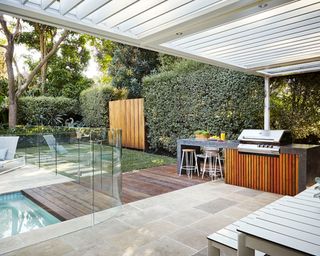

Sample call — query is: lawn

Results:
[17,144,176,174]
[121,148,176,173]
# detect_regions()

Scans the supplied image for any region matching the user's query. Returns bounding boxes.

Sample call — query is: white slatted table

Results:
[237,195,320,256]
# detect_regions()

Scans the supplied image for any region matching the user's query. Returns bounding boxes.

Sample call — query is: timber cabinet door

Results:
[224,149,299,196]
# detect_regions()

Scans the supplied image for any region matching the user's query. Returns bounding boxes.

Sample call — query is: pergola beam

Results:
[60,0,84,16]
[92,0,139,25]
[76,0,112,20]
[41,0,55,10]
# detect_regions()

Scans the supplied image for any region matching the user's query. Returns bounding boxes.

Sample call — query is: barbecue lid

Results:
[238,129,292,143]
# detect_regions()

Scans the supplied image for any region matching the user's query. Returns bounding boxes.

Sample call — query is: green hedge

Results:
[80,85,127,127]
[18,96,79,126]
[143,60,264,155]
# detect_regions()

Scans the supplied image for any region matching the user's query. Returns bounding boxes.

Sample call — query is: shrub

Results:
[143,60,264,155]
[80,85,127,127]
[18,96,79,126]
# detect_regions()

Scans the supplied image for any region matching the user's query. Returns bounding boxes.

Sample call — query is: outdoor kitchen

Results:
[177,129,320,196]
[177,78,320,196]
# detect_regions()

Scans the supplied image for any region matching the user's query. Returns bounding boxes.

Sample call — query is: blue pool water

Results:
[0,192,60,239]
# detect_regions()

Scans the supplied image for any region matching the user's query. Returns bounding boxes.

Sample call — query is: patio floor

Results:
[2,180,282,255]
[19,164,209,221]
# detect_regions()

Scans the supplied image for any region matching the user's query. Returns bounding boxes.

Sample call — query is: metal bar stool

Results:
[200,147,223,180]
[179,148,199,178]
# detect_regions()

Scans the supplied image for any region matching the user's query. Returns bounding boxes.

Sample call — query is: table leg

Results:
[177,142,181,174]
[238,233,254,256]
[208,240,220,256]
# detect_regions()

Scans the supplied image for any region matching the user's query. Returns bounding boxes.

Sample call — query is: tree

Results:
[108,44,160,98]
[24,32,92,99]
[19,22,59,93]
[92,39,160,98]
[0,15,69,127]
[271,73,320,143]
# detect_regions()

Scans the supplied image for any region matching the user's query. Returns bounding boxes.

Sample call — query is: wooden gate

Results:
[109,98,145,150]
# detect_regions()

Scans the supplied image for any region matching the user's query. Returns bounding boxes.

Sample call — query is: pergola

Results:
[0,0,319,129]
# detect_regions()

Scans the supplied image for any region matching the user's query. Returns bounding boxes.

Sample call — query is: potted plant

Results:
[194,130,210,140]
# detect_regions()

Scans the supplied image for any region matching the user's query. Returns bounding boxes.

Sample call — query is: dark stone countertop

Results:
[177,138,239,149]
[177,138,320,154]
[281,144,320,154]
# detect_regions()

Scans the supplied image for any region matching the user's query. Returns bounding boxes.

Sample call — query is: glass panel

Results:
[5,126,123,238]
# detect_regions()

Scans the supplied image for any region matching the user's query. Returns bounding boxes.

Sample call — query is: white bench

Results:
[207,213,265,256]
[208,187,320,256]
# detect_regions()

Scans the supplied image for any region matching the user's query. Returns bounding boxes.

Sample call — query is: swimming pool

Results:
[0,192,60,239]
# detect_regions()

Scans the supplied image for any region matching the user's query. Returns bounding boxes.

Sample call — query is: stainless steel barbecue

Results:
[237,129,292,155]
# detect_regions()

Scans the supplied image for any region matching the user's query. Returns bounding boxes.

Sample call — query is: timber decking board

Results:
[121,164,209,203]
[22,181,118,221]
[22,164,209,220]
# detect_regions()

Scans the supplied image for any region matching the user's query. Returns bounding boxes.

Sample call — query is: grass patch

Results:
[121,148,176,173]
[17,144,176,174]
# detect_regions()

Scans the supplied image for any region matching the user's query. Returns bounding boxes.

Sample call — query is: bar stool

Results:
[199,147,223,180]
[179,149,199,178]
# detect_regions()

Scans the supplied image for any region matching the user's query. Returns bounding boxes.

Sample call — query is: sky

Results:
[15,43,101,80]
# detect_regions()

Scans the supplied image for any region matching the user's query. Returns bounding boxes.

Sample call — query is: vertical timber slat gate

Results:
[109,98,145,150]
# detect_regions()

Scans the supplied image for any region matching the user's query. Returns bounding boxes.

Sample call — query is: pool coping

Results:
[0,203,123,255]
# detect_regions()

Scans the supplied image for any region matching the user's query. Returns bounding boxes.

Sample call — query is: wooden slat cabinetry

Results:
[225,149,299,196]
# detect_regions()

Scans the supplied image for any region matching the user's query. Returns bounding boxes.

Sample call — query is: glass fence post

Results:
[38,133,41,168]
[77,137,80,183]
[55,135,57,175]
[91,139,95,226]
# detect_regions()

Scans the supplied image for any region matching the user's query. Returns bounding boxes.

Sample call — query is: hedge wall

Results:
[143,60,264,155]
[18,96,79,126]
[80,85,127,127]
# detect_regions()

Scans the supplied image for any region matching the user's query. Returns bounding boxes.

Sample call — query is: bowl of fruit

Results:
[208,135,220,141]
[194,130,210,140]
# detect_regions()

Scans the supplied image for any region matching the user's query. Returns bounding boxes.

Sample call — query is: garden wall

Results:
[143,60,264,155]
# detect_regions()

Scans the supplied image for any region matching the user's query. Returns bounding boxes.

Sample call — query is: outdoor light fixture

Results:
[258,3,268,8]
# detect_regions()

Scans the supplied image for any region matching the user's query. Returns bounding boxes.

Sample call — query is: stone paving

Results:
[2,180,282,256]
[0,164,72,194]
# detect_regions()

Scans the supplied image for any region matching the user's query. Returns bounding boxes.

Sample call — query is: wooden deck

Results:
[22,182,119,220]
[121,164,209,203]
[22,164,209,220]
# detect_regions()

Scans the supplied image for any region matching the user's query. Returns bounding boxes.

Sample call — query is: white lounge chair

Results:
[43,134,68,155]
[0,136,25,174]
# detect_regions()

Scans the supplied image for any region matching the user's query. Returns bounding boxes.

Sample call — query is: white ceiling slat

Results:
[186,15,320,53]
[91,0,139,24]
[102,0,166,29]
[192,22,320,55]
[245,52,320,70]
[21,0,29,4]
[180,4,320,50]
[202,26,320,57]
[259,61,320,76]
[241,50,320,68]
[168,0,320,47]
[205,32,320,58]
[60,0,84,15]
[76,0,112,20]
[111,0,194,32]
[126,0,222,36]
[136,0,239,39]
[262,66,320,76]
[41,0,55,10]
[222,37,320,62]
[230,43,320,65]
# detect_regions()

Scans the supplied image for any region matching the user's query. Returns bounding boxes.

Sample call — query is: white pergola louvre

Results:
[0,0,320,77]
